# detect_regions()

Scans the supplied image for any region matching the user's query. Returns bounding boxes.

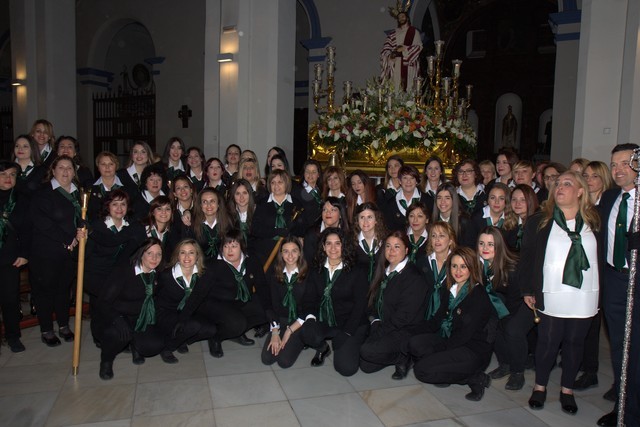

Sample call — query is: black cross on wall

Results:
[178,105,192,128]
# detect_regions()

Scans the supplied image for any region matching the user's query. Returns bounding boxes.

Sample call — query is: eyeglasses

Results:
[457,169,475,176]
[543,174,559,182]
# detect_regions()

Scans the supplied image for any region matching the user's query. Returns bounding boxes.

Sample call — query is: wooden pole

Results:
[263,208,303,273]
[72,191,90,376]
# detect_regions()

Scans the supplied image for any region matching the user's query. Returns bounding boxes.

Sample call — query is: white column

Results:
[10,0,76,136]
[572,0,628,162]
[218,0,296,166]
[204,0,222,157]
[618,0,640,145]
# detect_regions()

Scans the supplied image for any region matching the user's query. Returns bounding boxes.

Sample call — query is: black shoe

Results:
[160,350,179,364]
[560,391,578,415]
[230,333,255,346]
[602,385,617,402]
[131,347,145,365]
[488,364,510,380]
[505,372,525,390]
[528,389,546,410]
[41,332,61,347]
[58,326,74,342]
[597,410,618,427]
[573,371,598,390]
[99,361,114,380]
[177,344,189,354]
[310,343,331,367]
[391,357,413,380]
[8,338,26,353]
[433,383,451,388]
[254,324,269,338]
[465,373,491,401]
[208,339,224,358]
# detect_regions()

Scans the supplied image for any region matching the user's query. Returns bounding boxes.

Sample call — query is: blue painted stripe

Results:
[295,92,309,97]
[556,32,580,42]
[79,80,111,88]
[308,55,326,63]
[145,56,165,65]
[77,67,115,78]
[295,80,309,88]
[549,10,581,26]
[300,37,332,50]
[300,0,321,40]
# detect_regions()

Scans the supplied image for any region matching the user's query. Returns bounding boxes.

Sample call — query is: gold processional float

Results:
[308,41,477,176]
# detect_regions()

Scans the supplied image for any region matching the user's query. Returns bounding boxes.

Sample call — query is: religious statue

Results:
[501,105,517,147]
[380,1,423,93]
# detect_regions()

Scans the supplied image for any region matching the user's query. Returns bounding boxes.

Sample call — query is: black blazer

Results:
[201,256,270,310]
[301,264,369,335]
[249,198,302,265]
[264,269,309,326]
[381,191,431,232]
[370,262,429,334]
[15,165,46,198]
[99,263,157,322]
[155,267,214,320]
[29,183,79,256]
[116,168,142,202]
[598,187,631,269]
[0,189,31,265]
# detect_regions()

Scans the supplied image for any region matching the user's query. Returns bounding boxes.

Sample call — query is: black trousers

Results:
[29,254,74,332]
[197,298,266,341]
[359,324,411,373]
[300,319,368,377]
[98,315,165,362]
[493,303,536,373]
[534,312,591,388]
[580,310,601,373]
[0,263,22,340]
[155,309,217,351]
[261,318,306,368]
[409,332,487,385]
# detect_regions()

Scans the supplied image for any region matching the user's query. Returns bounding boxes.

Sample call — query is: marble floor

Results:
[0,319,616,427]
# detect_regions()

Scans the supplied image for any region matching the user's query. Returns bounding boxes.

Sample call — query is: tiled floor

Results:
[0,319,616,427]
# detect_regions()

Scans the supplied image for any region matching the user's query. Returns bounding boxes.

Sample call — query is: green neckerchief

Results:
[273,200,288,228]
[408,234,426,263]
[176,273,198,311]
[227,259,250,302]
[375,270,399,321]
[108,223,126,260]
[150,227,168,245]
[167,166,182,181]
[552,206,589,288]
[461,197,476,214]
[132,172,140,186]
[426,258,447,319]
[202,223,219,258]
[100,182,121,196]
[516,223,523,250]
[613,192,630,269]
[482,260,509,319]
[310,188,322,206]
[319,267,342,326]
[486,216,504,228]
[41,149,50,161]
[399,197,420,211]
[0,189,16,249]
[361,238,377,282]
[439,280,470,338]
[239,220,249,243]
[19,165,33,180]
[56,187,81,226]
[135,271,156,332]
[281,272,299,323]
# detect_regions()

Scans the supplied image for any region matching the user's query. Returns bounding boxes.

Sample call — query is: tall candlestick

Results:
[363,95,368,113]
[442,77,450,95]
[386,94,393,111]
[466,84,473,101]
[343,81,352,99]
[313,80,321,97]
[378,87,383,104]
[327,60,335,78]
[314,64,322,81]
[327,46,335,62]
[452,59,462,78]
[434,40,445,58]
[414,77,423,94]
[427,56,435,77]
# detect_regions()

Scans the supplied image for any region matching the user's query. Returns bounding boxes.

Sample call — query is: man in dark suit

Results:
[597,143,640,427]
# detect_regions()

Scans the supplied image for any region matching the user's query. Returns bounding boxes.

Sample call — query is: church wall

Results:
[76,0,206,162]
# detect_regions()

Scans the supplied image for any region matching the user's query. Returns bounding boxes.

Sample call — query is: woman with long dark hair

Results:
[171,175,196,228]
[406,202,430,263]
[12,134,45,197]
[261,236,310,368]
[291,159,323,232]
[376,155,404,204]
[191,188,232,260]
[162,136,186,181]
[141,195,181,262]
[353,202,387,283]
[186,147,206,191]
[299,227,368,376]
[360,231,428,379]
[222,144,241,185]
[431,182,473,247]
[203,157,227,195]
[227,178,256,243]
[503,184,539,251]
[346,170,376,225]
[96,238,165,379]
[409,247,496,401]
[116,141,153,201]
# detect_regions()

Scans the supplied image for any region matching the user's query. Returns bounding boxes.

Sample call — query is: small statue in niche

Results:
[501,105,517,147]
